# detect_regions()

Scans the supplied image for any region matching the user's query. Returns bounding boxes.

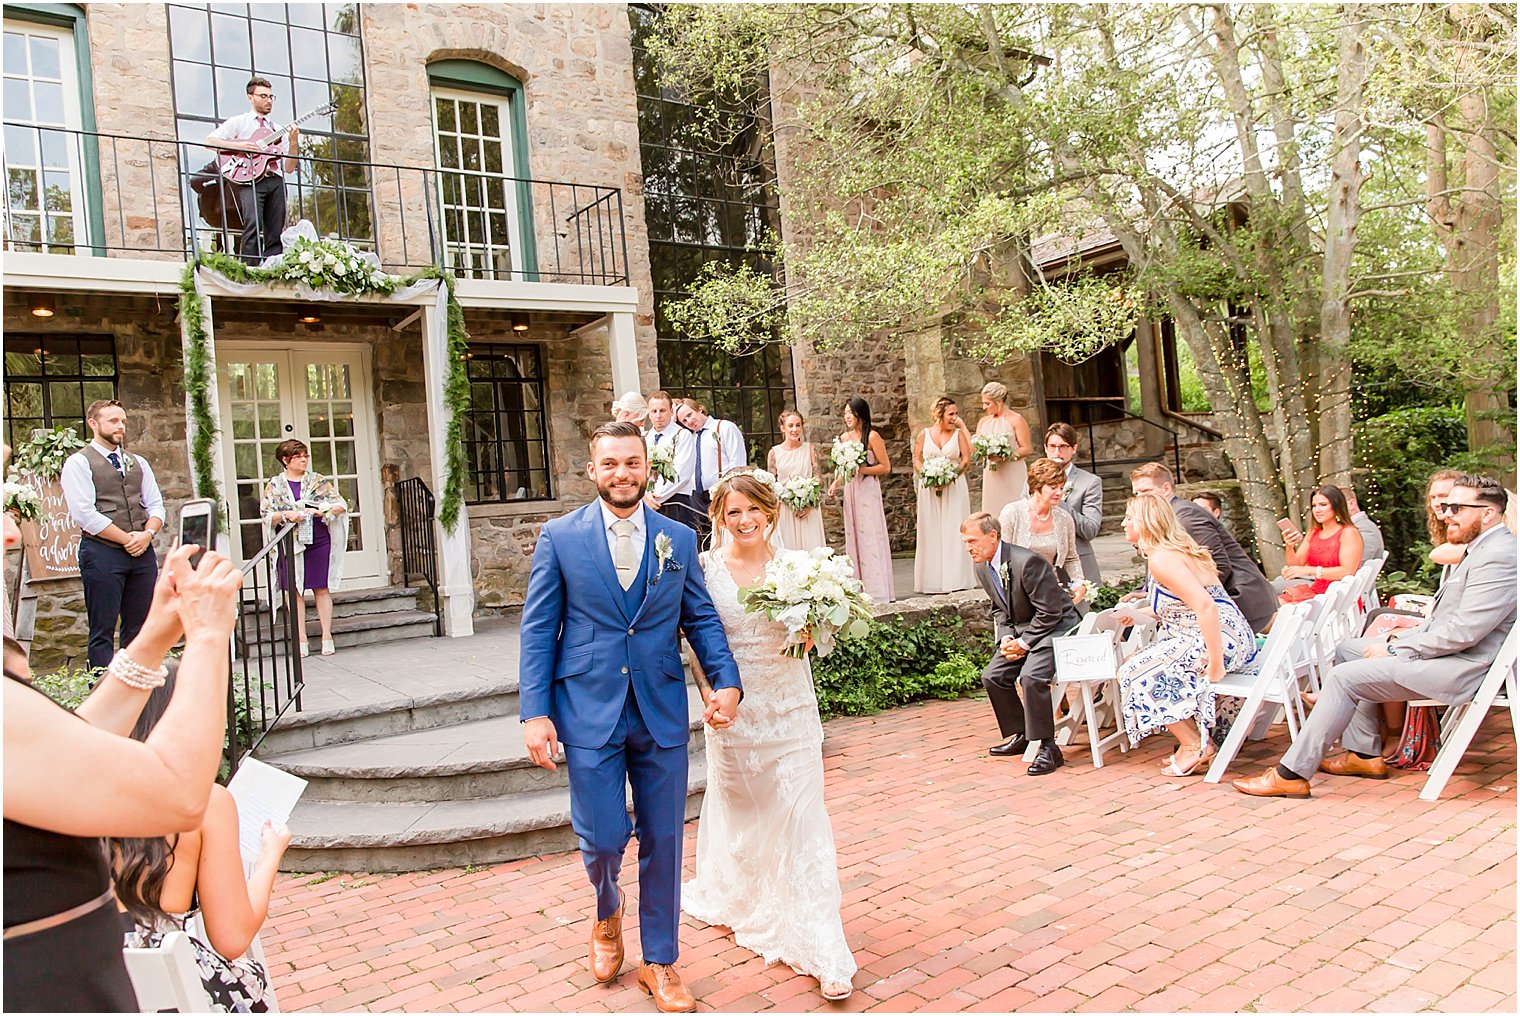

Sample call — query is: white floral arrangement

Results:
[647,439,678,484]
[971,433,1015,468]
[737,547,873,659]
[274,236,395,297]
[829,439,868,484]
[777,474,823,513]
[3,477,42,522]
[919,456,960,495]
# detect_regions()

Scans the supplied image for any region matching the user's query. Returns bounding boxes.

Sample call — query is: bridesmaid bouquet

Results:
[3,476,42,522]
[829,439,868,484]
[919,457,960,495]
[647,439,678,484]
[738,547,873,659]
[971,434,1015,468]
[777,475,823,513]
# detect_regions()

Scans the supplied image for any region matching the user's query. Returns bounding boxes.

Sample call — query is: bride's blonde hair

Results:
[708,469,781,552]
[1127,493,1217,573]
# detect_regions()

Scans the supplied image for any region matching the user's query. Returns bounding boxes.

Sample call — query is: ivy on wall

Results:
[177,256,473,534]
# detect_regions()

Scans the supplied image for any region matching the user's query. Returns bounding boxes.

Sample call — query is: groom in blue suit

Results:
[520,421,741,1012]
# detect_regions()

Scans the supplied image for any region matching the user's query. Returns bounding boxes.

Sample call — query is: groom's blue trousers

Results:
[563,685,688,966]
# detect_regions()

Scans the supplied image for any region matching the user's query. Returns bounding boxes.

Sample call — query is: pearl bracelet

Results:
[108,651,168,691]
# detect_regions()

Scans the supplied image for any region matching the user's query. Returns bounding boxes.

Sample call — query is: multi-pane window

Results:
[3,20,87,253]
[3,335,118,448]
[462,345,551,504]
[168,3,372,250]
[432,87,522,280]
[629,5,794,464]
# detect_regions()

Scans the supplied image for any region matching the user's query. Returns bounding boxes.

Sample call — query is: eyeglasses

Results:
[252,92,275,99]
[1436,502,1489,516]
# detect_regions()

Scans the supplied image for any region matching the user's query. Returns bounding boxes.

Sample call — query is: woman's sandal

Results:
[1161,742,1214,778]
[821,980,854,1002]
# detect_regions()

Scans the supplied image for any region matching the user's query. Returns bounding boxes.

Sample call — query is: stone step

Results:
[317,609,438,648]
[308,585,426,619]
[279,758,708,873]
[255,679,521,754]
[263,686,708,803]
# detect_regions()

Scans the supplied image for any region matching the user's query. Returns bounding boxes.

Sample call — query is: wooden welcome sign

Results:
[16,472,80,580]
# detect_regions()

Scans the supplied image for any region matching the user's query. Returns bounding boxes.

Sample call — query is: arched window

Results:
[427,59,535,281]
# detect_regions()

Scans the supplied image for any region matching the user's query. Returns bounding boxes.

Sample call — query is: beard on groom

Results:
[518,421,742,1013]
[962,512,1082,777]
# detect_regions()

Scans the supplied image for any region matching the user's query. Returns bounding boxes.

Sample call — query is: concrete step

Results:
[317,609,438,648]
[255,678,521,754]
[264,686,708,803]
[279,758,708,873]
[309,585,426,619]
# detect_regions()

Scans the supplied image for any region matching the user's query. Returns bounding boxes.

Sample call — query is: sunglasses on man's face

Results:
[1436,502,1489,517]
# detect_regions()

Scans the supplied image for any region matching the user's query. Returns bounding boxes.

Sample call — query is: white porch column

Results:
[419,287,475,637]
[606,309,641,397]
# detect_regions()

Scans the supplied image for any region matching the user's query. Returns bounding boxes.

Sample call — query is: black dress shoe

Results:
[1028,742,1064,776]
[989,735,1030,757]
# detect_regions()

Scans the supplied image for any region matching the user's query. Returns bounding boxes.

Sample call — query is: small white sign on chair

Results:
[1053,634,1117,681]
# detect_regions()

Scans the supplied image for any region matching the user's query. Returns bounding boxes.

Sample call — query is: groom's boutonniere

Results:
[650,531,682,586]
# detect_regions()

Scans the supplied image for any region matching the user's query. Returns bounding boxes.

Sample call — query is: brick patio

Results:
[263,696,1516,1012]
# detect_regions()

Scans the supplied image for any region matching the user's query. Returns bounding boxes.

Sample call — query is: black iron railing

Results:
[394,477,443,637]
[1081,405,1223,479]
[226,522,305,778]
[2,121,631,285]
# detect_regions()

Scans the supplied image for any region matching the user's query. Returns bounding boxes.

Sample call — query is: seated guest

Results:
[1191,490,1224,519]
[114,693,291,1013]
[960,512,1080,777]
[998,457,1087,605]
[1235,475,1516,797]
[1275,485,1364,601]
[1130,463,1277,633]
[1115,495,1257,777]
[1340,486,1385,563]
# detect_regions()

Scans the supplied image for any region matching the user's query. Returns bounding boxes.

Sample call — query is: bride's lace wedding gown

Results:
[682,553,857,987]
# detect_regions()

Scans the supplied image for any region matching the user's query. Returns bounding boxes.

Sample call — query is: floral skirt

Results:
[125,919,271,1013]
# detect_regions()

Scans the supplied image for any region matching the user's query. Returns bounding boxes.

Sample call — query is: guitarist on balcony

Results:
[204,76,298,263]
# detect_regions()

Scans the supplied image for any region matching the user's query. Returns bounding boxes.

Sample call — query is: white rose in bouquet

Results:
[829,439,868,484]
[3,478,43,522]
[918,456,960,495]
[777,475,823,513]
[971,433,1014,469]
[647,439,678,484]
[739,547,872,658]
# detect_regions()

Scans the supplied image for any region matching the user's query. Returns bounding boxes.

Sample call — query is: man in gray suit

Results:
[1130,463,1278,633]
[1043,422,1104,584]
[1234,475,1516,798]
[1341,487,1385,564]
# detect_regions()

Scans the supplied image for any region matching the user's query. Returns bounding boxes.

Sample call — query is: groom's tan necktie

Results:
[612,518,637,590]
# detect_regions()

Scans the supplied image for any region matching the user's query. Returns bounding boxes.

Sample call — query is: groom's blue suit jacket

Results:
[518,501,741,750]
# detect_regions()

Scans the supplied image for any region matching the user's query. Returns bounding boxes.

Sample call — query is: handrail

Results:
[225,522,305,777]
[1082,406,1185,479]
[393,477,443,637]
[1161,408,1226,441]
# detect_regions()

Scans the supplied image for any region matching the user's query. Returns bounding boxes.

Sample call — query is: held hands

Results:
[999,636,1026,661]
[704,686,741,730]
[524,716,561,771]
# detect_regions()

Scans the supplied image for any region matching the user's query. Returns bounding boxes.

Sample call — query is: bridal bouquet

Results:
[777,474,823,513]
[829,439,868,484]
[918,456,960,495]
[971,434,1015,468]
[738,547,873,659]
[647,439,678,484]
[3,477,42,522]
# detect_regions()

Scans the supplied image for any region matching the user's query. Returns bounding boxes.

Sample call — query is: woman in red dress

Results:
[1278,485,1364,602]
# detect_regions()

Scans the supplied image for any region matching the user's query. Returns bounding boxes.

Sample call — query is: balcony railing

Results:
[2,122,631,286]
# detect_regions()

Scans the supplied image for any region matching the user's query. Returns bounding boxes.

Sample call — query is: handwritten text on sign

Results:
[17,473,81,580]
[1053,633,1117,682]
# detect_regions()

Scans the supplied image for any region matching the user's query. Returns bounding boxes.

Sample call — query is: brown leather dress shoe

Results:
[588,900,624,983]
[1319,752,1391,779]
[1231,768,1311,798]
[636,962,697,1013]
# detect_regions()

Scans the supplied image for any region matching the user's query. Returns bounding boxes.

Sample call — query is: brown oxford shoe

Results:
[1319,752,1391,779]
[588,899,624,983]
[1231,768,1311,798]
[636,962,697,1013]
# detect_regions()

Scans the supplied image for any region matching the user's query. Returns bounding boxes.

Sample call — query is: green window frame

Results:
[3,2,104,255]
[426,59,537,280]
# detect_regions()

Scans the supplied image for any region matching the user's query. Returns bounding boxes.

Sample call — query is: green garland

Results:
[179,256,473,534]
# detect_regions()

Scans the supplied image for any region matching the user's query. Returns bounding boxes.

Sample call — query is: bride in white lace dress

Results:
[683,470,857,1001]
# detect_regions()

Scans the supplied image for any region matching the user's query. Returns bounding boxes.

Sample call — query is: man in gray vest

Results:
[60,400,166,670]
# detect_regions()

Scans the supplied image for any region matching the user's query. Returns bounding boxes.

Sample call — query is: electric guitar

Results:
[216,101,337,184]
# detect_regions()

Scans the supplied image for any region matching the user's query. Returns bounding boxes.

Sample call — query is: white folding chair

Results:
[124,931,215,1013]
[1419,627,1519,801]
[1047,609,1130,767]
[1204,605,1309,783]
[181,914,283,1013]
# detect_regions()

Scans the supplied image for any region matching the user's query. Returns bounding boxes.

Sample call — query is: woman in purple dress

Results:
[827,397,894,603]
[260,440,348,657]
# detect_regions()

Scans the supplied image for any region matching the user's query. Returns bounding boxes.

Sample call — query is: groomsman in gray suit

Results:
[1234,475,1516,798]
[1043,422,1104,584]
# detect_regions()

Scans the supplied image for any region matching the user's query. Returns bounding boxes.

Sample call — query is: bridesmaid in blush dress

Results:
[767,409,827,551]
[827,396,894,603]
[912,396,976,594]
[975,381,1033,518]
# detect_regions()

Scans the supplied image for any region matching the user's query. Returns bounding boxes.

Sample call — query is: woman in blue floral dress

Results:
[1115,494,1257,776]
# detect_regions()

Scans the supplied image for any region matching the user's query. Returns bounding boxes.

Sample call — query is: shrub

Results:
[810,613,991,719]
[1088,573,1147,612]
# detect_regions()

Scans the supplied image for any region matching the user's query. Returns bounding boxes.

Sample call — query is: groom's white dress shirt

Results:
[600,500,647,567]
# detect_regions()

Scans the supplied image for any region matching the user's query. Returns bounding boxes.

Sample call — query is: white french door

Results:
[216,344,386,587]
